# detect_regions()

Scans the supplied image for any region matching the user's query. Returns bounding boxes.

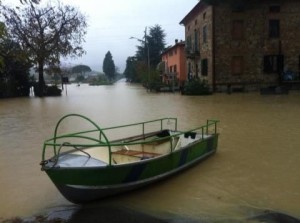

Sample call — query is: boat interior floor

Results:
[45,132,213,168]
[44,154,108,168]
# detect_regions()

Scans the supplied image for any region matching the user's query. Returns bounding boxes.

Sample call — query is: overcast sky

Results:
[3,0,198,72]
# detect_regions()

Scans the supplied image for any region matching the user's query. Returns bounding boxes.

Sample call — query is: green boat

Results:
[40,114,219,203]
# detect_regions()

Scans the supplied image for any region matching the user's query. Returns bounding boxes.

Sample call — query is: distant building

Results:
[180,0,300,92]
[160,40,187,89]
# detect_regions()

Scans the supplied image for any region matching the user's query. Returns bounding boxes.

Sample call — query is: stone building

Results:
[180,0,300,92]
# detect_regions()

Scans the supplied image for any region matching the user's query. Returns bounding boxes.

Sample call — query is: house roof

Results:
[179,0,209,25]
[161,41,185,56]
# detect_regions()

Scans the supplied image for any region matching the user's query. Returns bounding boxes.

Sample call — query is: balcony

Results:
[185,47,200,59]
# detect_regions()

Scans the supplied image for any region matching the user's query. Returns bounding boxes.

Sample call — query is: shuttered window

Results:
[232,20,244,40]
[231,56,244,75]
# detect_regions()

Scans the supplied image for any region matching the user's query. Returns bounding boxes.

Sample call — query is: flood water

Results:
[0,81,299,221]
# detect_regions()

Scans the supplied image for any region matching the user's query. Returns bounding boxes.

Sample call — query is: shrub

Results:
[33,84,62,96]
[183,79,211,95]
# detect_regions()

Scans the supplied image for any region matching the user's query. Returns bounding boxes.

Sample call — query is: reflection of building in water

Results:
[180,0,300,92]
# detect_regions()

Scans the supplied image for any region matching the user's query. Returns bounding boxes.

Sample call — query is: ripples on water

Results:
[0,82,299,221]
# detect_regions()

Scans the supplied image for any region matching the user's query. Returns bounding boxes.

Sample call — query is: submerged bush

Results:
[33,84,62,97]
[183,79,211,95]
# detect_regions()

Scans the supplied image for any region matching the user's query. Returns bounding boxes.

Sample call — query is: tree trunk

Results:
[37,60,45,97]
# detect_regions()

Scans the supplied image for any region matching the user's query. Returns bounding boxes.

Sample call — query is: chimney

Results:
[175,39,178,44]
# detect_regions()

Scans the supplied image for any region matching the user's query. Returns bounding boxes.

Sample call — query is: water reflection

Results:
[0,82,299,221]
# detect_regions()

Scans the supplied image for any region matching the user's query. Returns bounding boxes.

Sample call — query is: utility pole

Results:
[130,27,150,91]
[144,27,150,90]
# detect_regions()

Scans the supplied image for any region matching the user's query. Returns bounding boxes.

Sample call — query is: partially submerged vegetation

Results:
[89,75,113,86]
[182,79,211,95]
[1,0,87,97]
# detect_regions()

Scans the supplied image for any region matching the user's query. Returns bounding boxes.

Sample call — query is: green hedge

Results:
[183,79,211,95]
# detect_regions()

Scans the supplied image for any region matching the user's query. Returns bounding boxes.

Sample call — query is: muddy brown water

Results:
[0,82,299,221]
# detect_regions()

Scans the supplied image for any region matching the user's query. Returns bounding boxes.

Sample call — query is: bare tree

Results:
[1,1,87,96]
[20,0,40,4]
[0,0,40,7]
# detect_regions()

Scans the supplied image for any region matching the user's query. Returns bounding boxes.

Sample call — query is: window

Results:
[194,29,199,51]
[186,35,192,50]
[203,25,207,43]
[269,5,280,13]
[196,64,199,76]
[188,62,192,79]
[232,20,244,40]
[201,59,208,76]
[174,65,177,73]
[231,56,244,75]
[264,55,284,73]
[203,12,206,20]
[269,20,280,38]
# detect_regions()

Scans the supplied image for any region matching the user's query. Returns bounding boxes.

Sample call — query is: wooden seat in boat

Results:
[112,149,161,158]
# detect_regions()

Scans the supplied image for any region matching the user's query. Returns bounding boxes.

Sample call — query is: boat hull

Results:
[45,135,218,203]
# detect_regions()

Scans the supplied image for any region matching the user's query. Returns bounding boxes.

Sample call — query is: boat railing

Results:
[100,117,178,140]
[42,114,178,165]
[177,119,219,140]
[42,114,218,166]
[206,119,219,135]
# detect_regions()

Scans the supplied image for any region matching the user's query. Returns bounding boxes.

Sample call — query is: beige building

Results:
[180,0,300,92]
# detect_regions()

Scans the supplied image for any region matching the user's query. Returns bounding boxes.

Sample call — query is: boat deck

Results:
[44,154,108,168]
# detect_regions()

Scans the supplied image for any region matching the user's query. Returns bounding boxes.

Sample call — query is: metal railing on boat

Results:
[41,114,219,166]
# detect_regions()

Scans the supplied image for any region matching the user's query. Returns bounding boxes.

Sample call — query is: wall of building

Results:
[184,4,214,86]
[213,0,300,91]
[178,45,187,84]
[161,42,187,85]
[279,1,300,78]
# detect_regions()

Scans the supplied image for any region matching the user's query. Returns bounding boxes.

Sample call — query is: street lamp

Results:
[130,31,150,89]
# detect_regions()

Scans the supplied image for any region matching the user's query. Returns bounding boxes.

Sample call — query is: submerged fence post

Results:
[206,120,209,134]
[214,121,217,135]
[142,123,145,137]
